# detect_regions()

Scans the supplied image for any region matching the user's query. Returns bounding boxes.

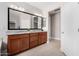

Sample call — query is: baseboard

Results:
[60,47,64,52]
[49,37,60,40]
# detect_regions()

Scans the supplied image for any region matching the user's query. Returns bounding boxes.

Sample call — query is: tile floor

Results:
[16,39,65,56]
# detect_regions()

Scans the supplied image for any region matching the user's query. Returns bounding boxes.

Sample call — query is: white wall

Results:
[61,2,79,56]
[41,2,79,55]
[73,3,79,55]
[0,3,8,44]
[0,2,43,44]
[42,3,63,41]
[61,3,74,55]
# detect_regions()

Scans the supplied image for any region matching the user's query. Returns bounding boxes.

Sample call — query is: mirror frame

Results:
[8,7,44,31]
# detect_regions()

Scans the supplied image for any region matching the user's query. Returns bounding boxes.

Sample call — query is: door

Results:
[61,3,77,55]
[49,8,61,40]
[52,12,60,40]
[73,3,79,55]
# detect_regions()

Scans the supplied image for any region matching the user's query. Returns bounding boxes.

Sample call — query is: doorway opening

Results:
[48,8,61,42]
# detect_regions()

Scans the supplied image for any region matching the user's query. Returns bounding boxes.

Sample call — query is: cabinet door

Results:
[30,33,38,48]
[8,34,30,55]
[21,37,29,51]
[38,32,47,44]
[8,38,20,55]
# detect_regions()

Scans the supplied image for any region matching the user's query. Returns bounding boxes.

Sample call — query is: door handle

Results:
[61,32,64,34]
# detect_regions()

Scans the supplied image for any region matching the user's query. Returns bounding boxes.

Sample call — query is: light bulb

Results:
[10,5,25,11]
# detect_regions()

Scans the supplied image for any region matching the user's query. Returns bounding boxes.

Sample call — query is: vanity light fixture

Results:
[34,13,42,17]
[10,5,25,11]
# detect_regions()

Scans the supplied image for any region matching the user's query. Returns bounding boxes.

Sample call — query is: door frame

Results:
[48,7,61,41]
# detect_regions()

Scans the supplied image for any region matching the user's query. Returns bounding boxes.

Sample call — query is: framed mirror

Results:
[8,7,45,30]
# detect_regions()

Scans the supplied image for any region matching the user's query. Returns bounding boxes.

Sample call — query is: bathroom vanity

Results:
[7,7,47,55]
[7,32,47,55]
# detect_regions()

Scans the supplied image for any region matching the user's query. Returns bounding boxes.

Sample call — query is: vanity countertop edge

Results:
[7,31,47,35]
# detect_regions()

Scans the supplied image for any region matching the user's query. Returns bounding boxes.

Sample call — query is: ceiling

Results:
[27,2,63,11]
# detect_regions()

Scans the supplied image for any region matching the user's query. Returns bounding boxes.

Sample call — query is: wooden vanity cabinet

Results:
[21,37,29,51]
[19,34,29,51]
[7,32,47,55]
[30,33,38,48]
[38,32,47,44]
[8,37,20,55]
[8,34,29,55]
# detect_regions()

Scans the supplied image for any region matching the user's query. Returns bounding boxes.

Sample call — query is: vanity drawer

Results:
[30,33,38,42]
[19,34,29,38]
[8,34,29,39]
[38,32,47,35]
[8,35,20,39]
[30,35,38,42]
[30,33,38,37]
[30,40,38,48]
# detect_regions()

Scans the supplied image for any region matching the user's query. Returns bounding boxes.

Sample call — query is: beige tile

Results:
[16,39,65,56]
